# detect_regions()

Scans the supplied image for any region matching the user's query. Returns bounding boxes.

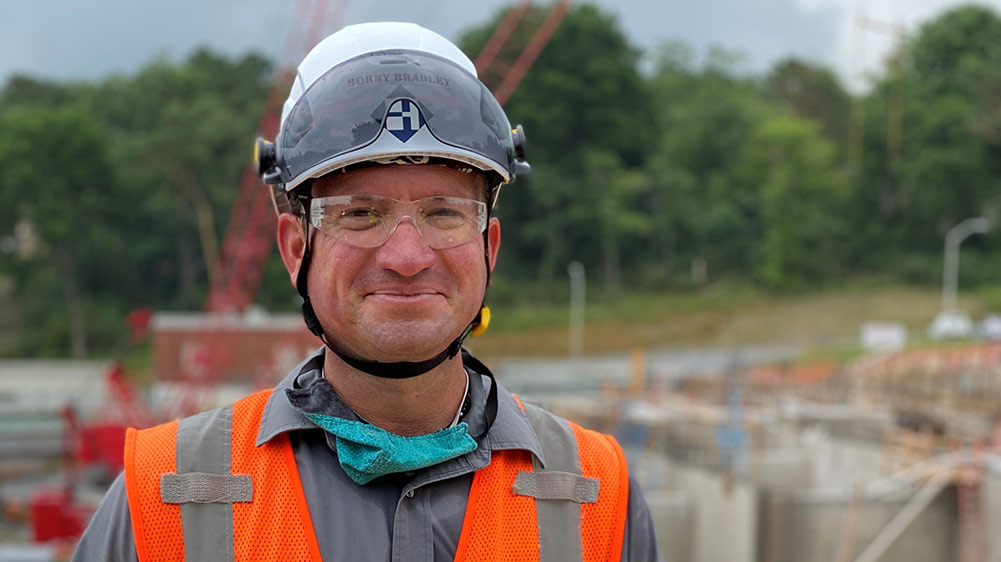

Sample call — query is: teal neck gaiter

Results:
[284,369,477,486]
[294,411,477,485]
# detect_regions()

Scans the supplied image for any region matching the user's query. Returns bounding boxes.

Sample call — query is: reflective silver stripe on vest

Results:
[519,402,596,562]
[169,405,242,562]
[512,470,599,503]
[161,472,252,504]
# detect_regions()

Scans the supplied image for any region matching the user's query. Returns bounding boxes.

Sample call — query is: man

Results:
[74,22,658,561]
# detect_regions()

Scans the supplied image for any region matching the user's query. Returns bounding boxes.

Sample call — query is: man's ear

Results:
[487,217,501,272]
[277,214,307,288]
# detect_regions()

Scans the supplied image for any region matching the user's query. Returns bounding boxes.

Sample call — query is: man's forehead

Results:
[311,164,488,199]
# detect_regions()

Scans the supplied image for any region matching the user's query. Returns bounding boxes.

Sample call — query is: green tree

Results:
[735,116,848,286]
[882,5,1001,247]
[582,150,652,297]
[0,102,120,356]
[644,43,774,285]
[0,51,273,357]
[763,58,851,150]
[91,51,271,309]
[459,3,653,301]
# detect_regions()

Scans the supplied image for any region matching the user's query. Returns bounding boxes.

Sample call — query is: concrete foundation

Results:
[629,449,961,562]
[644,490,694,562]
[756,487,957,562]
[600,398,965,562]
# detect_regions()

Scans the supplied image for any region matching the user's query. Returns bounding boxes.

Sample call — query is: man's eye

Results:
[426,207,464,218]
[342,208,377,218]
[338,208,381,229]
[423,207,468,229]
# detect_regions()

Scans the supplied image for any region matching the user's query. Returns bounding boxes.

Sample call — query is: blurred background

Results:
[3,0,1001,560]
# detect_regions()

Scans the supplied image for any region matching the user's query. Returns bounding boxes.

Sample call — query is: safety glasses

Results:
[309,194,487,249]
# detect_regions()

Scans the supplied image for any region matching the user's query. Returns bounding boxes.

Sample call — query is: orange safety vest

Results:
[124,390,629,561]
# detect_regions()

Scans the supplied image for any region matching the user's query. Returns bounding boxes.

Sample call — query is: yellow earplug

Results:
[470,306,491,336]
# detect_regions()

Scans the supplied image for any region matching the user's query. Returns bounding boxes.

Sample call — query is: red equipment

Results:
[29,488,91,544]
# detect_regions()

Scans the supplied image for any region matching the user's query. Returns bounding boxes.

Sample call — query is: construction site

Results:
[4,315,1001,561]
[4,0,1001,561]
[511,343,1001,562]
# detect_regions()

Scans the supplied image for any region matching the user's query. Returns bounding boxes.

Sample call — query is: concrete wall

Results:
[800,427,886,487]
[552,391,966,562]
[633,453,758,562]
[644,490,694,562]
[984,468,1001,562]
[757,487,957,562]
[749,449,812,489]
[632,438,959,562]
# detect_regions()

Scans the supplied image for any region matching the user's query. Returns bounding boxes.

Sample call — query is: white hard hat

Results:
[259,21,529,194]
[282,22,478,125]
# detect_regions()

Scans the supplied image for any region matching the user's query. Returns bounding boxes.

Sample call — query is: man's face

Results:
[278,165,500,363]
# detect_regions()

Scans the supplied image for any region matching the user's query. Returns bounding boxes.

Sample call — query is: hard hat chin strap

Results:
[296,220,481,379]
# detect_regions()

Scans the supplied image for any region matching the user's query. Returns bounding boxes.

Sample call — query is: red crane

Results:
[162,0,346,420]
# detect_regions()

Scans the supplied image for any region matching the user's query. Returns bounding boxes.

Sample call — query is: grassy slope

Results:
[468,284,987,360]
[0,279,993,363]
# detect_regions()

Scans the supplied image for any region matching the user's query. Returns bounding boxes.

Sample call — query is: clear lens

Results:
[310,195,487,249]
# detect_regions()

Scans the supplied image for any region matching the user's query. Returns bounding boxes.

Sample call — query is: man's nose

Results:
[375,217,436,276]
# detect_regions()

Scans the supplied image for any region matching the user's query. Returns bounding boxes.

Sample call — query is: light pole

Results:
[942,217,991,311]
[567,261,586,359]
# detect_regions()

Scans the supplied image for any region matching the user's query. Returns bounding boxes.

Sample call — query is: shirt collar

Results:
[256,349,325,446]
[254,348,546,467]
[482,381,546,467]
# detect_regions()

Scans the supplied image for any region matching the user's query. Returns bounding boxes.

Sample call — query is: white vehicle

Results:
[976,314,1001,340]
[927,309,974,340]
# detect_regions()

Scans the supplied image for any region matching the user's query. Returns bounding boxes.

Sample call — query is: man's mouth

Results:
[368,288,440,297]
[365,288,445,304]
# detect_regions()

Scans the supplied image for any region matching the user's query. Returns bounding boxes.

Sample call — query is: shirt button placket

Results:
[393,487,429,562]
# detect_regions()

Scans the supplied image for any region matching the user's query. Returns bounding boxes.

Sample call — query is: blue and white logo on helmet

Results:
[384,99,426,143]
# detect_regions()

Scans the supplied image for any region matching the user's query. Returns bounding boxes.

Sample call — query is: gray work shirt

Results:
[73,351,659,561]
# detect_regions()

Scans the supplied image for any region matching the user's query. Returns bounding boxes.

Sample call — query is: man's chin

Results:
[353,321,461,361]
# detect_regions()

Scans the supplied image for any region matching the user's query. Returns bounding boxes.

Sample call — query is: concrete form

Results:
[535,387,986,562]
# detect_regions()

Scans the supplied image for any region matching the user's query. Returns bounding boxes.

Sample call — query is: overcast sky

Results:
[3,0,1000,92]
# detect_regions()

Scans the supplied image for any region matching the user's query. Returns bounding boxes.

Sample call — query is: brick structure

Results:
[152,312,320,385]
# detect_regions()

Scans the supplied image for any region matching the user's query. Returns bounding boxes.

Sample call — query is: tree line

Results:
[2,3,1000,357]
